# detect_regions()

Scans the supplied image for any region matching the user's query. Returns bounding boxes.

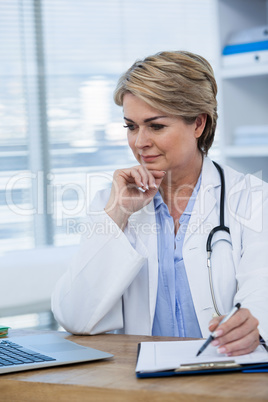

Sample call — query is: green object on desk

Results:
[0,326,10,337]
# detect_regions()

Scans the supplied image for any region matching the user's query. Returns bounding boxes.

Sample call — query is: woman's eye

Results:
[150,124,165,131]
[123,124,136,131]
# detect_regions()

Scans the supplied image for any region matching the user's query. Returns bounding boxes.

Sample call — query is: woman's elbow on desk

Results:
[51,288,124,335]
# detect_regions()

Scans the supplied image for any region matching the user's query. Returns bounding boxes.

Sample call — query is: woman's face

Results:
[123,93,205,176]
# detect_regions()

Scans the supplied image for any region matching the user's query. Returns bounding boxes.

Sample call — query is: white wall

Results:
[0,245,77,318]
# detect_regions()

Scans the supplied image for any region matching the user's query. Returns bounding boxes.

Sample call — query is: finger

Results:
[126,168,146,188]
[217,329,260,356]
[212,308,248,337]
[208,316,222,332]
[136,167,166,190]
[147,170,165,189]
[146,169,167,176]
[213,315,259,349]
[117,168,147,194]
[135,167,150,190]
[129,169,158,194]
[226,335,260,356]
[137,167,166,185]
[216,309,257,338]
[128,166,155,190]
[209,308,251,336]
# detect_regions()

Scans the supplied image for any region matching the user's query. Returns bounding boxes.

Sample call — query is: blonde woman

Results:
[52,51,268,356]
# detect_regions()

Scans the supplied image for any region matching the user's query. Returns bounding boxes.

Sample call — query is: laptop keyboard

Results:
[0,340,56,366]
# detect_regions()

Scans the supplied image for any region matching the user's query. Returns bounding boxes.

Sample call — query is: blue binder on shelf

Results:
[223,25,268,55]
[222,25,268,67]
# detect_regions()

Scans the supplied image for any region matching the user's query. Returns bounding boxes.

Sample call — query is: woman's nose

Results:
[135,128,152,149]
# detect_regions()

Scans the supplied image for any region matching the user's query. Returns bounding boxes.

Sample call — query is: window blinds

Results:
[0,0,218,251]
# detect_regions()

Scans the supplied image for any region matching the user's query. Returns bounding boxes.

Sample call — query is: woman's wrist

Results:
[104,204,130,231]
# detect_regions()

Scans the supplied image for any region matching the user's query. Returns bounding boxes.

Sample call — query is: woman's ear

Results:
[195,114,207,138]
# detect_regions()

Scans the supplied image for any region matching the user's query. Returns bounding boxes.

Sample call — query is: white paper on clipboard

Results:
[136,340,268,374]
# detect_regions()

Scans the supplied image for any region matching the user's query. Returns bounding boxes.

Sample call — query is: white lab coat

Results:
[52,157,268,341]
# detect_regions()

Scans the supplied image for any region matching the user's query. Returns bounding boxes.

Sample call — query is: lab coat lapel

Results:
[184,157,221,246]
[183,157,222,336]
[126,158,222,336]
[128,201,158,332]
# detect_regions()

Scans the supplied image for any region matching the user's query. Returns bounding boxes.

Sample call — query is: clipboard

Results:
[135,341,268,378]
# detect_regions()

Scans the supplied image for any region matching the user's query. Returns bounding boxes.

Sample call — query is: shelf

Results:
[225,146,268,157]
[221,63,268,79]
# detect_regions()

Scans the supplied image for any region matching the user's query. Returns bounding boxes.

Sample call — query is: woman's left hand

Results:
[208,308,260,356]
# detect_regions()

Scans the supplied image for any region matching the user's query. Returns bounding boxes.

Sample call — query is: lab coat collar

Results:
[201,156,221,188]
[184,157,221,246]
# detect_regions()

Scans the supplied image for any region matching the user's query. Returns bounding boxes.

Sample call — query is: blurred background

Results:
[0,0,267,330]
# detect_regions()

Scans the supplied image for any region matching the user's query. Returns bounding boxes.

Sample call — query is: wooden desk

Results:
[0,330,267,402]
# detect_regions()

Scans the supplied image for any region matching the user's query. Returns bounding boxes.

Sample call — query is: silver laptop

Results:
[0,333,113,374]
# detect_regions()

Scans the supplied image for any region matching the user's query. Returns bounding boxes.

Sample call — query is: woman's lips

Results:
[141,154,161,162]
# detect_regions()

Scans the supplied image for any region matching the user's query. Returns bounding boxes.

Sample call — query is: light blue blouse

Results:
[152,175,202,338]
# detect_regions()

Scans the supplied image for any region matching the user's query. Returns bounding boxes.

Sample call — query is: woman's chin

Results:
[140,160,165,171]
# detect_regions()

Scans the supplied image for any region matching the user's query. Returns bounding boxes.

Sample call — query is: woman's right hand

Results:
[105,165,166,230]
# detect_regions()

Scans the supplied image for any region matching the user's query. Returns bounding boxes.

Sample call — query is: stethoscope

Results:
[206,161,230,317]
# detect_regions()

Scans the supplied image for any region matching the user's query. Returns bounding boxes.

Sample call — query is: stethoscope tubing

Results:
[206,162,231,317]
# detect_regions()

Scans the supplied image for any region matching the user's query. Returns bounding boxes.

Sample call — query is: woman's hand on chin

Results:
[105,165,166,230]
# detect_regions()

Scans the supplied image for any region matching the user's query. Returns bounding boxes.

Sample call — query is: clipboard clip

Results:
[175,360,239,372]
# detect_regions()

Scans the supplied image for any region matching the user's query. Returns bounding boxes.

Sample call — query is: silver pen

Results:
[196,303,241,357]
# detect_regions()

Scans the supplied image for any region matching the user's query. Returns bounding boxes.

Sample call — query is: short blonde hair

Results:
[114,51,218,155]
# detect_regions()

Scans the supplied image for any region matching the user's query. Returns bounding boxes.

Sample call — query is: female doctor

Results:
[52,51,268,356]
